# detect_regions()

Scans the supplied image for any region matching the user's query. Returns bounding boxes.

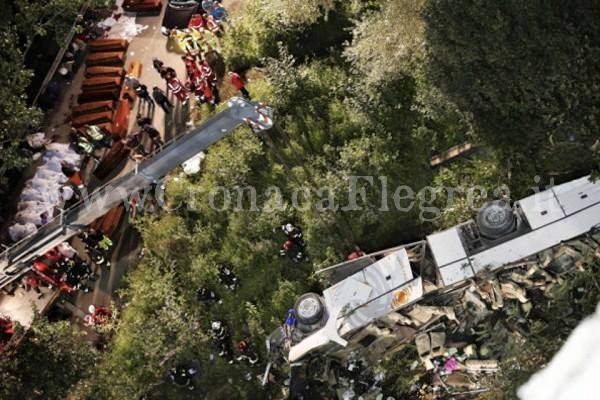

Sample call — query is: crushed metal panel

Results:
[289,330,332,362]
[471,201,600,273]
[324,279,373,333]
[439,260,474,286]
[325,249,413,313]
[362,248,413,288]
[326,277,373,310]
[427,227,468,267]
[336,250,421,335]
[326,257,375,285]
[552,176,600,216]
[518,189,566,229]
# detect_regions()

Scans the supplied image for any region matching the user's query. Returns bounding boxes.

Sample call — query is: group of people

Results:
[197,265,259,370]
[70,125,113,163]
[127,77,174,115]
[80,227,114,270]
[209,320,259,368]
[19,226,114,300]
[23,240,93,294]
[122,117,164,160]
[9,135,83,242]
[182,54,220,105]
[165,0,228,54]
[134,0,250,111]
[153,57,193,105]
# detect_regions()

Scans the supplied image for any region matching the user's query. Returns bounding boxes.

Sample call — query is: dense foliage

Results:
[3,0,600,398]
[0,317,99,400]
[423,0,600,182]
[0,0,105,180]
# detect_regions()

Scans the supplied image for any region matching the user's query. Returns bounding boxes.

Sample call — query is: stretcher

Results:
[82,76,123,91]
[112,100,131,139]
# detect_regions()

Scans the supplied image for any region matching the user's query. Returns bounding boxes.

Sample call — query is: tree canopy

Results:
[3,0,600,398]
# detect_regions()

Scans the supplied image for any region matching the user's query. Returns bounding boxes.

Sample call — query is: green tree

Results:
[0,317,99,400]
[344,0,427,85]
[0,0,104,179]
[0,27,43,176]
[423,0,600,179]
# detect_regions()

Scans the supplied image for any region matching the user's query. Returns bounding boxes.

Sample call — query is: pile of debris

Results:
[407,236,600,398]
[275,233,599,399]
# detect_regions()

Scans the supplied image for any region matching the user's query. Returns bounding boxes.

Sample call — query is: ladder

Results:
[0,98,273,289]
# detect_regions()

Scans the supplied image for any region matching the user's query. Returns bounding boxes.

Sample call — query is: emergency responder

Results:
[193,78,214,104]
[153,58,176,80]
[84,125,113,149]
[152,58,164,74]
[167,76,189,103]
[235,340,260,366]
[133,81,154,108]
[229,71,251,99]
[71,133,99,163]
[80,228,113,270]
[152,86,174,113]
[167,364,199,390]
[62,257,94,292]
[199,60,220,103]
[196,286,221,304]
[85,305,111,326]
[210,320,233,362]
[280,239,304,263]
[137,117,164,152]
[217,265,238,291]
[280,222,304,243]
[123,132,148,159]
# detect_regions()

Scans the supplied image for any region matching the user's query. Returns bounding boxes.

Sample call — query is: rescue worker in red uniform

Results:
[167,77,189,103]
[188,13,205,31]
[228,71,251,99]
[199,60,216,84]
[198,60,220,103]
[183,55,204,101]
[205,14,223,36]
[347,247,365,260]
